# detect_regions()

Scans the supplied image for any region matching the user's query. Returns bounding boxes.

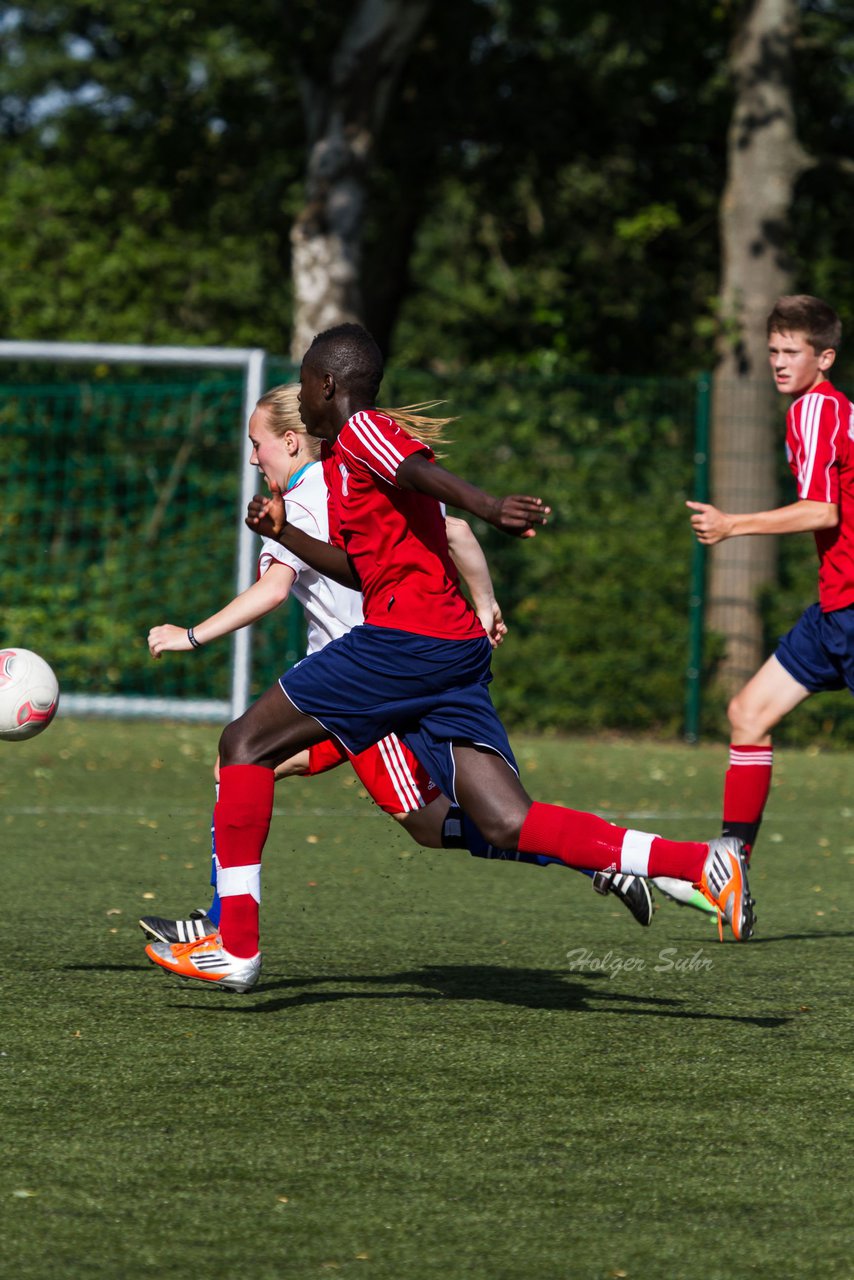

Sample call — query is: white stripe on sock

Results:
[728,750,773,766]
[218,863,262,904]
[620,829,655,876]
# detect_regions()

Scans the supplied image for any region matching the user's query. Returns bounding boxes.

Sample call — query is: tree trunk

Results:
[290,0,433,361]
[709,0,812,690]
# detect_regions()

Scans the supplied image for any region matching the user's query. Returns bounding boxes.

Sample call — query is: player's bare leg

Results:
[726,656,810,858]
[405,783,653,925]
[273,749,312,780]
[266,743,652,927]
[218,682,331,768]
[728,655,811,745]
[452,745,753,940]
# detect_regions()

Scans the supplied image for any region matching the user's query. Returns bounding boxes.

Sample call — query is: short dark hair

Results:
[305,323,383,402]
[767,295,842,353]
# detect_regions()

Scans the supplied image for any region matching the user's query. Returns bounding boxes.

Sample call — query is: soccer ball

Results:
[0,648,60,741]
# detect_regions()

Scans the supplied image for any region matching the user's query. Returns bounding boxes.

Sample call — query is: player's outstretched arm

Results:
[246,482,360,589]
[396,454,550,538]
[686,498,838,545]
[445,516,508,647]
[148,563,296,657]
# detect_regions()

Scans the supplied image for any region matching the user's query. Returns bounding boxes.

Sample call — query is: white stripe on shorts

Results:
[377,734,423,812]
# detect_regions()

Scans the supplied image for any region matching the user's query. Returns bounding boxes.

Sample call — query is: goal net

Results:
[0,341,301,721]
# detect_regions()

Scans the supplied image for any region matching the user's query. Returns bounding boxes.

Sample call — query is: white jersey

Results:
[257,462,363,654]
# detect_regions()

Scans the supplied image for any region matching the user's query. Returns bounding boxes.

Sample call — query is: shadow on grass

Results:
[741,931,854,944]
[165,963,792,1028]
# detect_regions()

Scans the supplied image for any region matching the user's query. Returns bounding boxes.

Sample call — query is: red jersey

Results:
[321,409,484,640]
[786,380,854,612]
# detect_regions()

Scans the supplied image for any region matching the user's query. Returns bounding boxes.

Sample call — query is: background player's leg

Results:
[201,758,223,927]
[723,655,809,857]
[206,781,221,927]
[655,656,809,917]
[277,738,355,781]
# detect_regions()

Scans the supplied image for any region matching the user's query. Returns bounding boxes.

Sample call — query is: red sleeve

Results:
[789,394,842,503]
[338,411,433,485]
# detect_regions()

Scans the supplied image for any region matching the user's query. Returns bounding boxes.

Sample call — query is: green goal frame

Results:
[0,339,267,721]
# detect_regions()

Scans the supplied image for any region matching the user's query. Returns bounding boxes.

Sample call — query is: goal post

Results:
[0,340,268,721]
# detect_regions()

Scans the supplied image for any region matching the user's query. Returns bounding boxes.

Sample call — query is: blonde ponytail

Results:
[256,386,455,459]
[377,402,456,456]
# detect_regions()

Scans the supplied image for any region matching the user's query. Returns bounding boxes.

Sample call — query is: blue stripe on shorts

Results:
[775,602,854,694]
[279,624,517,802]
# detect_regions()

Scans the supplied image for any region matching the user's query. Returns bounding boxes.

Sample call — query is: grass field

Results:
[1,718,851,1280]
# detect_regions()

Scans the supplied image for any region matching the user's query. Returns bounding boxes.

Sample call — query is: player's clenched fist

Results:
[686,500,734,545]
[246,480,287,539]
[148,624,192,657]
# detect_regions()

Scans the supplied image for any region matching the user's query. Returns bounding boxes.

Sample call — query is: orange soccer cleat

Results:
[695,837,756,942]
[145,933,261,993]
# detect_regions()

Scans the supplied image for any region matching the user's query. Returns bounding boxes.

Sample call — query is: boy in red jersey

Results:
[145,325,754,992]
[683,295,853,885]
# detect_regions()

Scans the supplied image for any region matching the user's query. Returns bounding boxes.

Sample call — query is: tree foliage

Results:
[0,2,301,346]
[4,3,854,746]
[390,1,732,373]
[3,2,854,375]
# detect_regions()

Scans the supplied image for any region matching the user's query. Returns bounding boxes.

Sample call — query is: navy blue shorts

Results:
[279,625,517,804]
[775,602,854,694]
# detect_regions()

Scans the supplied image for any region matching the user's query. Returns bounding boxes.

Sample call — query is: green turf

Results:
[1,720,851,1279]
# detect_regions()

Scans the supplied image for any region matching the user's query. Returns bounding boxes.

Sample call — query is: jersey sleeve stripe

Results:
[823,399,840,500]
[803,394,818,494]
[798,393,820,497]
[354,413,406,473]
[350,411,407,476]
[797,393,841,502]
[338,437,398,484]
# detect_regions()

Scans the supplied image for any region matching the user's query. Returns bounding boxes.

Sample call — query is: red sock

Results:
[722,745,773,859]
[215,764,275,958]
[518,802,708,882]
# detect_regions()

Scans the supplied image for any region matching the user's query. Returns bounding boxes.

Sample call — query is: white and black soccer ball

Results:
[0,648,60,741]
